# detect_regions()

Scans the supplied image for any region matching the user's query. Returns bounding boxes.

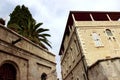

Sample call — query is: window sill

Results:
[95,45,104,48]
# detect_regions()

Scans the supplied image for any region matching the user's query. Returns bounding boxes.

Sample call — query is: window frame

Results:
[92,32,103,47]
[106,29,113,36]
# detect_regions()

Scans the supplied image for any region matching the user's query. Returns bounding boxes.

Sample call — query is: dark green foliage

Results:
[7,5,34,28]
[7,5,51,49]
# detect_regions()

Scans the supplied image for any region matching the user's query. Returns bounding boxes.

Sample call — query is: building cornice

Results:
[0,24,55,57]
[0,38,56,65]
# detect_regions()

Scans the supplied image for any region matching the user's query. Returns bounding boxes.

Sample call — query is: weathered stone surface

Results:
[60,12,120,80]
[0,24,57,80]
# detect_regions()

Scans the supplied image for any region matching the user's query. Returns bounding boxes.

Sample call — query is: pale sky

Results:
[1,0,120,79]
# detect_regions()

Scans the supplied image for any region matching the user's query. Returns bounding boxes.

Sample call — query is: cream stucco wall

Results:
[76,21,120,66]
[60,20,120,80]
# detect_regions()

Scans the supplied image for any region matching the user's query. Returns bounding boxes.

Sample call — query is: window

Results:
[92,32,103,47]
[106,29,113,36]
[41,73,47,80]
[74,39,80,56]
[0,63,17,80]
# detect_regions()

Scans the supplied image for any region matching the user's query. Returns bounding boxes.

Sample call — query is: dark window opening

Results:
[0,63,17,80]
[41,73,47,80]
[106,29,113,36]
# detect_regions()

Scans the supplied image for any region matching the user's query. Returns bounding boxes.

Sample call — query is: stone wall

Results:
[88,58,120,80]
[61,27,87,80]
[0,24,57,80]
[60,11,120,80]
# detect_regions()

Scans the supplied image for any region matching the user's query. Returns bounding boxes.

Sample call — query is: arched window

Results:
[106,29,113,36]
[41,73,47,80]
[0,63,17,80]
[76,77,80,80]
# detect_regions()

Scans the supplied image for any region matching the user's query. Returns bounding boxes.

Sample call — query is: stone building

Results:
[0,24,57,80]
[59,11,120,80]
